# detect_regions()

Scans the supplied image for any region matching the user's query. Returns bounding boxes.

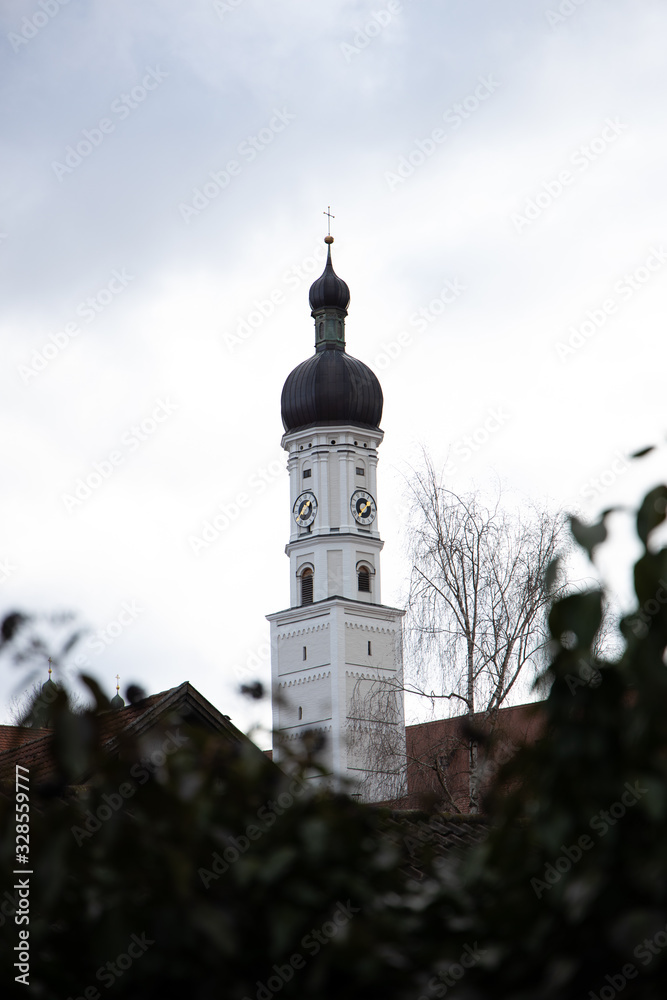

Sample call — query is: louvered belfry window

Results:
[358,569,370,592]
[301,569,314,605]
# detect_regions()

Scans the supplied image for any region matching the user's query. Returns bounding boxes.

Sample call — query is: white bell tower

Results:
[267,230,407,802]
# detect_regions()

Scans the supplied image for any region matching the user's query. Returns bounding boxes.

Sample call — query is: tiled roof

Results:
[0,731,55,786]
[384,810,490,878]
[0,683,249,790]
[96,690,174,743]
[0,725,52,753]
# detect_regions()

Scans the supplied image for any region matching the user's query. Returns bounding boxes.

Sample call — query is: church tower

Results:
[267,230,407,802]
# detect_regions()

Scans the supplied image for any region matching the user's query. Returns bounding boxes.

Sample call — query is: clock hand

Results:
[300,501,311,517]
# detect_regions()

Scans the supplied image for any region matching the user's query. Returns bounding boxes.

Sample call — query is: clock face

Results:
[293,491,318,527]
[351,490,376,525]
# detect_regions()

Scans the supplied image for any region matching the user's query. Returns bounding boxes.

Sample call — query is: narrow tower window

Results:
[298,707,303,720]
[358,568,370,592]
[303,468,311,478]
[301,568,313,605]
[302,646,307,661]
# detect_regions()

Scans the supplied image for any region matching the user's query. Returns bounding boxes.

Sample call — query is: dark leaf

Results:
[545,557,560,591]
[240,681,264,700]
[569,514,608,560]
[548,590,603,649]
[636,485,667,547]
[78,673,110,710]
[630,445,655,459]
[1,611,29,642]
[126,683,146,705]
[60,629,87,656]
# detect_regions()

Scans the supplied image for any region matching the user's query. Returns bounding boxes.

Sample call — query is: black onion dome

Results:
[281,350,383,432]
[308,246,350,313]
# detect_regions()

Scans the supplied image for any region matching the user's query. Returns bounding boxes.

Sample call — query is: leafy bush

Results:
[2,483,667,998]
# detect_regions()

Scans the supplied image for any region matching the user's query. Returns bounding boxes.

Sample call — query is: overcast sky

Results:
[2,0,666,742]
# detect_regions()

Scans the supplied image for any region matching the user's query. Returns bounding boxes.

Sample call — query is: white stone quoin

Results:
[267,235,407,802]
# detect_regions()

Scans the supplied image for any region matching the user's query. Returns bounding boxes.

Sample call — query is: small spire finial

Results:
[323,205,335,244]
[48,657,52,680]
[115,674,120,694]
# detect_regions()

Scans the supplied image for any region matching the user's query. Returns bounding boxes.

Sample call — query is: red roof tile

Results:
[0,726,52,753]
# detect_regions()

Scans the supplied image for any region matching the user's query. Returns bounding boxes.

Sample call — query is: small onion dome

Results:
[111,675,125,709]
[308,244,350,314]
[41,678,57,698]
[281,349,383,433]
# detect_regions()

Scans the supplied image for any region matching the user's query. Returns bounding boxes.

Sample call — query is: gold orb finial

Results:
[324,235,334,244]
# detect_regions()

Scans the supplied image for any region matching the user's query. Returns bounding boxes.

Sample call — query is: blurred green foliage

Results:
[1,481,667,998]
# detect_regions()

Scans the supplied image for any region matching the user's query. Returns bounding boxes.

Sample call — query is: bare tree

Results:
[350,457,566,812]
[402,457,566,811]
[347,672,408,803]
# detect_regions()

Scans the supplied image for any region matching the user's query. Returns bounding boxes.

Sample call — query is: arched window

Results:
[318,322,324,340]
[298,706,303,720]
[358,568,371,592]
[301,568,313,605]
